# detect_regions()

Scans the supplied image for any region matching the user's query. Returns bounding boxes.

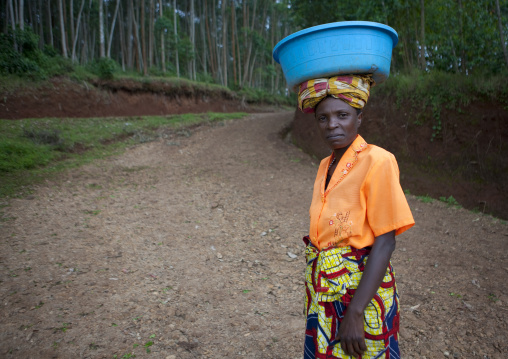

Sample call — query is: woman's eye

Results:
[318,116,326,122]
[338,113,348,118]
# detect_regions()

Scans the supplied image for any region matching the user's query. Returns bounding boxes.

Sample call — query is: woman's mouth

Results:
[327,134,345,139]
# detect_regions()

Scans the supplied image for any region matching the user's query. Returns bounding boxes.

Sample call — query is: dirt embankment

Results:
[0,78,261,120]
[292,97,508,219]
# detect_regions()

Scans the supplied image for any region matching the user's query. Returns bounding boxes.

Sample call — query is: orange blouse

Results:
[308,135,414,250]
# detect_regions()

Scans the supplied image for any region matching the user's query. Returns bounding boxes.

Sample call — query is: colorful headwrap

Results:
[297,75,374,113]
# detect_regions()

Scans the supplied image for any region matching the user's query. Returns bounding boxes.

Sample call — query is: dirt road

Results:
[1,112,507,358]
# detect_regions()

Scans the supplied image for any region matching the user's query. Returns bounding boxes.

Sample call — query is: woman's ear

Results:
[357,112,363,128]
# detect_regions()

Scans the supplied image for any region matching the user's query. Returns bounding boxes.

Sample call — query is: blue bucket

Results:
[273,21,398,90]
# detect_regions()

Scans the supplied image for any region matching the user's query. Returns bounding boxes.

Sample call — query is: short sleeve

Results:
[364,154,414,237]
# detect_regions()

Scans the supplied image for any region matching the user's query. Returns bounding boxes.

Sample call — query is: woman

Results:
[300,76,414,358]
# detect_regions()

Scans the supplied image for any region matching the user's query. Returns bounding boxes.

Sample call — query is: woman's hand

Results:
[336,308,367,358]
[335,230,396,357]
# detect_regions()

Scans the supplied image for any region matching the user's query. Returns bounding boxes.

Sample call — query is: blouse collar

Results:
[321,135,369,196]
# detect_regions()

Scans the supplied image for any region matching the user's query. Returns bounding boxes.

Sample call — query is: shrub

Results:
[0,27,76,79]
[90,58,118,80]
[0,27,44,78]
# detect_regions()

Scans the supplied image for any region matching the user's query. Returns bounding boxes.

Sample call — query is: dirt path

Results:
[1,112,507,359]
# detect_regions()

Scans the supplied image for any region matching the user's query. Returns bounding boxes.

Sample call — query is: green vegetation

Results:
[488,293,500,302]
[416,195,434,204]
[413,194,463,208]
[293,0,508,76]
[449,292,463,299]
[0,112,247,199]
[0,28,74,80]
[439,196,462,208]
[373,70,508,113]
[0,23,295,106]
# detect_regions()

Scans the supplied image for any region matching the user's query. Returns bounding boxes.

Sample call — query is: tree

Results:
[19,0,24,30]
[495,0,508,67]
[141,0,147,75]
[419,0,426,70]
[107,0,120,59]
[189,0,196,80]
[58,0,67,57]
[159,0,165,73]
[71,0,85,62]
[99,0,105,57]
[173,0,179,77]
[221,0,227,86]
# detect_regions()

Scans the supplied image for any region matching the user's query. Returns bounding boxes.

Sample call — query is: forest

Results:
[1,0,507,94]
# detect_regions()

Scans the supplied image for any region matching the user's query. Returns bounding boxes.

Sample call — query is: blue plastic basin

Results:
[273,21,398,90]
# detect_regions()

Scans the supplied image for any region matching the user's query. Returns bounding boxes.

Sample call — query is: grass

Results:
[0,112,247,199]
[439,195,461,208]
[416,195,434,203]
[412,194,464,209]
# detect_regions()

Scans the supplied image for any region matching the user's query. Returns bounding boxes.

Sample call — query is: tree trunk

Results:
[8,0,16,30]
[190,0,196,80]
[71,0,85,62]
[127,0,133,68]
[84,0,93,63]
[70,0,75,48]
[419,0,425,70]
[58,0,68,57]
[173,0,179,77]
[270,2,274,93]
[28,0,34,33]
[235,4,241,87]
[99,0,105,57]
[18,0,24,30]
[159,0,165,73]
[106,0,120,58]
[141,0,148,75]
[3,1,8,33]
[62,0,70,54]
[457,0,466,73]
[221,0,227,86]
[495,0,508,67]
[47,0,54,47]
[13,0,18,28]
[204,1,216,78]
[449,33,459,73]
[199,0,207,76]
[133,0,143,72]
[149,0,154,67]
[242,0,257,86]
[231,0,236,85]
[91,28,96,60]
[79,14,87,65]
[119,2,126,70]
[38,0,44,48]
[249,51,258,87]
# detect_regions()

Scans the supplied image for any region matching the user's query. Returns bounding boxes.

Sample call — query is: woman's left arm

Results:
[335,230,396,358]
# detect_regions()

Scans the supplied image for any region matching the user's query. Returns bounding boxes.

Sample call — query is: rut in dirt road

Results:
[0,112,507,359]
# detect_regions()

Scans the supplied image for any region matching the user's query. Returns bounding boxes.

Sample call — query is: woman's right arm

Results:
[335,230,396,358]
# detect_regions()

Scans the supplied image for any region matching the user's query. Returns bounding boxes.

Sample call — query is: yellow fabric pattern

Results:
[298,75,374,113]
[304,241,400,358]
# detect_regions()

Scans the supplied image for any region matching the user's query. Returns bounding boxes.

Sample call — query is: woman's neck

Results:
[332,142,353,162]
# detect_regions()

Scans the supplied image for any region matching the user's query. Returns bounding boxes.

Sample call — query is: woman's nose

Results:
[327,116,340,129]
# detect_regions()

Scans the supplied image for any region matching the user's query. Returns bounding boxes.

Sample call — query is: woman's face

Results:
[315,97,362,150]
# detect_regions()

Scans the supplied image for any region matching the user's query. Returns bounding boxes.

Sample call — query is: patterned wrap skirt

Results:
[303,236,400,359]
